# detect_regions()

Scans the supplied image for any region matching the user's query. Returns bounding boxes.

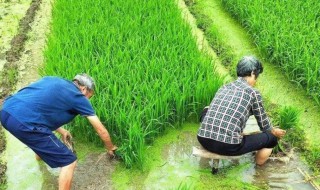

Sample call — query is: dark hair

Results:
[236,56,263,78]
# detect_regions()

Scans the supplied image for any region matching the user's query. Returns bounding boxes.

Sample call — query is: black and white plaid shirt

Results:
[198,77,272,144]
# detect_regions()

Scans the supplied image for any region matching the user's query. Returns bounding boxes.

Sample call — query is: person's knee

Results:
[267,131,279,148]
[70,160,77,167]
[64,160,77,170]
[255,148,272,165]
[256,159,266,166]
[35,154,42,161]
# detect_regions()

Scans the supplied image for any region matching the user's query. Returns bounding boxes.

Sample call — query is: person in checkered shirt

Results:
[197,56,286,165]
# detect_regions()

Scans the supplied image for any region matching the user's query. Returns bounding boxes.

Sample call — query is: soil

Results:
[0,129,5,185]
[41,153,118,190]
[0,0,41,102]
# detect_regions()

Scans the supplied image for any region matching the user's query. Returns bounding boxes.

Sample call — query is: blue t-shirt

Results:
[2,76,95,131]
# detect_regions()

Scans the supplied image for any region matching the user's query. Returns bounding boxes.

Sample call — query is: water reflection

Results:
[242,155,315,190]
[148,128,316,190]
[39,162,58,190]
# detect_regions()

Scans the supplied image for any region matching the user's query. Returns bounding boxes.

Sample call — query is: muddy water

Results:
[242,155,315,190]
[4,138,116,190]
[4,133,43,189]
[39,153,117,190]
[143,121,316,190]
[5,122,316,189]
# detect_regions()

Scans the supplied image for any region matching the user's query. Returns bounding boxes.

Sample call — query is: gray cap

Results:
[73,73,95,91]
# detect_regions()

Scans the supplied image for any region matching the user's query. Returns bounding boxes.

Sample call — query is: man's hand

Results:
[61,130,72,144]
[271,128,286,139]
[107,145,118,159]
[56,128,72,144]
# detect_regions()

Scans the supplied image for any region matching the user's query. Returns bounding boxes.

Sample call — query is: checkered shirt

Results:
[198,77,272,144]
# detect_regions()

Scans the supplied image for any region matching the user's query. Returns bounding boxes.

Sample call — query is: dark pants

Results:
[197,133,278,156]
[0,110,76,168]
[198,107,278,156]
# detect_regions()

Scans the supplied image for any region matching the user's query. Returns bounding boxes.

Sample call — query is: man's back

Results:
[2,76,94,130]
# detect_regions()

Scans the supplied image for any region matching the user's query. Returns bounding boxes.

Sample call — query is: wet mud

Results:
[161,128,315,190]
[41,153,118,190]
[0,0,41,102]
[0,129,5,185]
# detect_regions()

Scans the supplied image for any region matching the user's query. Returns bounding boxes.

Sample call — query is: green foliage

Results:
[277,106,300,130]
[282,126,306,149]
[272,106,302,154]
[187,1,236,71]
[221,0,320,105]
[44,0,224,167]
[302,145,320,172]
[172,181,194,190]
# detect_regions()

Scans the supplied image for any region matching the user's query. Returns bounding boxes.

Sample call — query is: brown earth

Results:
[0,0,42,102]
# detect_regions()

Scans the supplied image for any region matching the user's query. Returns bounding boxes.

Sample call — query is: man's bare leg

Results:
[255,148,272,165]
[59,160,77,190]
[35,154,41,160]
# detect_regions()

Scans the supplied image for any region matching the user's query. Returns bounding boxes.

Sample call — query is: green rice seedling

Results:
[277,106,300,130]
[172,181,194,190]
[272,105,301,154]
[43,0,224,167]
[221,0,320,105]
[205,26,235,69]
[303,146,320,172]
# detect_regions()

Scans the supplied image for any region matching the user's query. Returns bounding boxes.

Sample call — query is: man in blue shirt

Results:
[0,73,117,190]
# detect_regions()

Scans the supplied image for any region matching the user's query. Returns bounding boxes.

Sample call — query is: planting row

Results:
[43,0,223,167]
[221,0,320,104]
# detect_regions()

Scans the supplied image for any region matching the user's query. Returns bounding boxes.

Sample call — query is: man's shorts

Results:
[0,110,76,168]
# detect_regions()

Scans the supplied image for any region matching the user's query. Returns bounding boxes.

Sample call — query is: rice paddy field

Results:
[43,0,223,168]
[220,0,320,104]
[1,0,320,189]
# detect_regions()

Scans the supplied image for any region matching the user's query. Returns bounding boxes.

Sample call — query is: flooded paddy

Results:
[2,121,317,189]
[1,0,319,189]
[113,121,317,189]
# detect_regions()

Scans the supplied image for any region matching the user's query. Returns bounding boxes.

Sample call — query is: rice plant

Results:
[273,105,302,154]
[172,181,194,190]
[221,0,320,105]
[43,0,224,167]
[277,106,300,130]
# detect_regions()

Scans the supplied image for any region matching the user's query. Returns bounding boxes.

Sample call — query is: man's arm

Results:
[251,91,286,138]
[251,90,272,131]
[87,115,117,154]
